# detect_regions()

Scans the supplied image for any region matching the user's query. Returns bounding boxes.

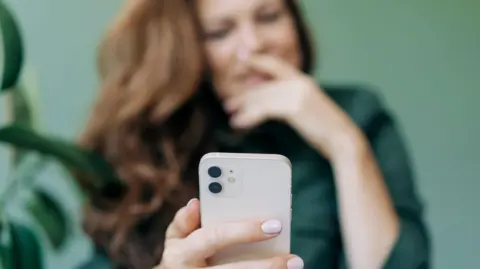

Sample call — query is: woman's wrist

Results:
[327,127,371,168]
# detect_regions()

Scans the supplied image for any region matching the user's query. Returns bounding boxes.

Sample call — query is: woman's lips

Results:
[243,74,270,87]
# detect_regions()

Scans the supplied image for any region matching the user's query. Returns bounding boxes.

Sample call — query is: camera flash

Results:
[228,177,235,183]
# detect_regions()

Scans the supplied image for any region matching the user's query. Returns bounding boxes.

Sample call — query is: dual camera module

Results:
[208,166,223,194]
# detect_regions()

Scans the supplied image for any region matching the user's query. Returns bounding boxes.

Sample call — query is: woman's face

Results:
[195,0,302,100]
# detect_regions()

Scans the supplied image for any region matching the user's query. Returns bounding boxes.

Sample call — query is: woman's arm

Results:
[326,95,430,269]
[331,130,400,269]
[285,87,430,268]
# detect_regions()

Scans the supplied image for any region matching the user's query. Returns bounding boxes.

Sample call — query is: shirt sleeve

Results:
[363,94,431,269]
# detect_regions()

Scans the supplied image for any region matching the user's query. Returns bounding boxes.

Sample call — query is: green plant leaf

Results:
[0,125,123,193]
[26,190,68,249]
[0,1,24,91]
[0,219,43,269]
[10,222,43,269]
[0,216,15,269]
[0,155,68,252]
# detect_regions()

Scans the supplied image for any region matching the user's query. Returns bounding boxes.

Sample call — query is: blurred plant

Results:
[0,2,121,269]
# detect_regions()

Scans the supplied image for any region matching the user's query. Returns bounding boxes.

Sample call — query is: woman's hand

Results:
[155,198,304,269]
[224,54,364,161]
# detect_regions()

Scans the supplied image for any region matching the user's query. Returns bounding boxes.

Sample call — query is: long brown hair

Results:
[77,0,314,268]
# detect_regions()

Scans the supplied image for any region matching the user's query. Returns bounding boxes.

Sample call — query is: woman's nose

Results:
[237,23,265,55]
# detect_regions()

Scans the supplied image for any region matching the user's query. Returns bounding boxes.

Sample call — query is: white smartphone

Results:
[198,152,292,265]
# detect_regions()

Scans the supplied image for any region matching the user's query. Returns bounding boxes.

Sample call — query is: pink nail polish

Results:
[287,257,304,269]
[261,219,282,234]
[187,198,197,208]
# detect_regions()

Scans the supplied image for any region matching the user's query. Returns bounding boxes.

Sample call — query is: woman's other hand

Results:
[155,198,304,269]
[224,53,364,161]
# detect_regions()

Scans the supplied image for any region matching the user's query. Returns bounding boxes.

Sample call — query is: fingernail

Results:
[187,198,197,208]
[287,257,304,269]
[261,219,282,234]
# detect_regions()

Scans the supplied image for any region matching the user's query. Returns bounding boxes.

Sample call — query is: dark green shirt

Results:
[78,85,430,269]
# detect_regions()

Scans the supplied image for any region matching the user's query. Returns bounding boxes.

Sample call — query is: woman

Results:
[77,0,430,268]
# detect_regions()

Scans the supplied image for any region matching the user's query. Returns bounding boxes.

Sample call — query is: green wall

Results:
[1,0,479,268]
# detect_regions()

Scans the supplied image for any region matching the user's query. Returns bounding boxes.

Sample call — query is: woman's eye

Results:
[204,29,230,40]
[258,11,282,23]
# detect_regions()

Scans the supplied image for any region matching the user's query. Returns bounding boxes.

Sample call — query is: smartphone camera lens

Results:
[208,166,222,178]
[208,182,223,194]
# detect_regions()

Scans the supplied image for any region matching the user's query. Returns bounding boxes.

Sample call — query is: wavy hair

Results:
[77,0,314,268]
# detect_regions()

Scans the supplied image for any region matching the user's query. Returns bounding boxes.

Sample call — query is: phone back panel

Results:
[199,152,292,265]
